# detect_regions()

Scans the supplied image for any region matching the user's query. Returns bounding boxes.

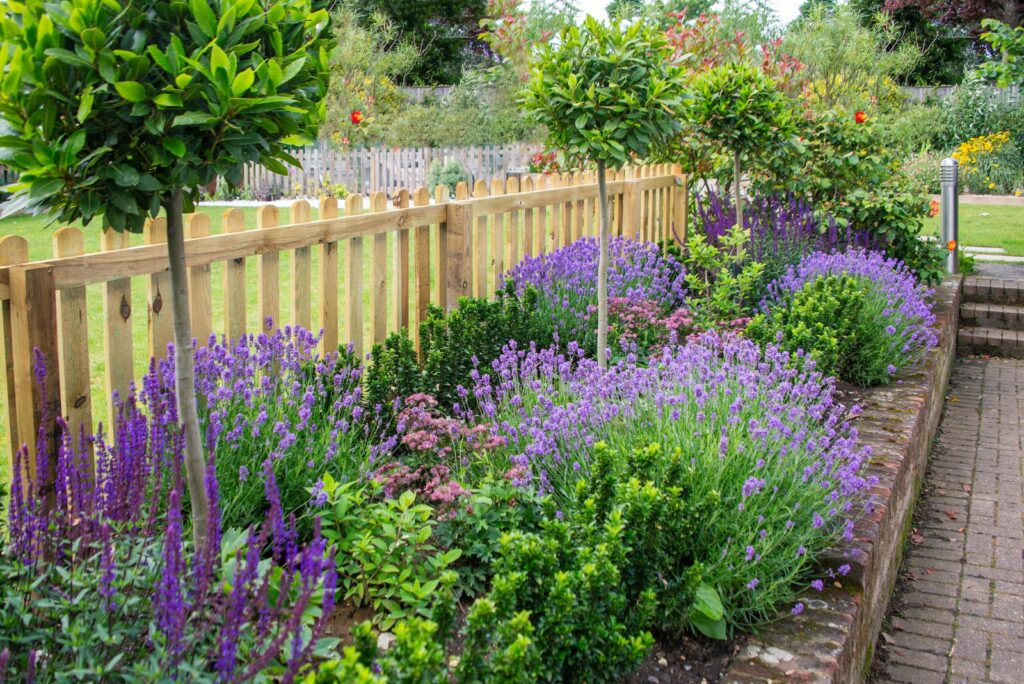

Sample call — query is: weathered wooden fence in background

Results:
[901,84,1020,105]
[242,142,542,198]
[0,164,687,486]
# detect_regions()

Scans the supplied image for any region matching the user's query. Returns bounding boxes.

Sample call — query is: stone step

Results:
[957,327,1024,359]
[962,277,1024,306]
[960,302,1024,331]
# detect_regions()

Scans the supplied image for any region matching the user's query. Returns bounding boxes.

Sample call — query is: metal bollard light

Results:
[940,157,959,275]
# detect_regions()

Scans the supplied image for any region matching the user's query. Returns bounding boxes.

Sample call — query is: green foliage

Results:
[523,15,684,168]
[426,160,470,198]
[433,477,546,599]
[979,19,1024,87]
[419,284,552,408]
[758,109,944,282]
[686,62,795,161]
[321,2,419,147]
[680,226,765,328]
[748,275,867,382]
[350,0,490,85]
[0,0,331,230]
[315,476,461,631]
[363,282,551,412]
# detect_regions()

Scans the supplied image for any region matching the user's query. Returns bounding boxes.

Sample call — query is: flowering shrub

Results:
[466,333,873,630]
[609,297,695,358]
[1,358,336,681]
[527,150,560,174]
[502,237,687,356]
[951,131,1024,196]
[749,249,938,386]
[141,327,377,531]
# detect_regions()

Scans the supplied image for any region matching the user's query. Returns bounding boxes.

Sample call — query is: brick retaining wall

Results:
[723,276,963,684]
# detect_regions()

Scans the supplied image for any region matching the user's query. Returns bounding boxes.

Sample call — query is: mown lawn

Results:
[923,203,1024,256]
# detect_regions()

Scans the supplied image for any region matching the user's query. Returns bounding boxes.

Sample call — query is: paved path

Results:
[872,357,1024,684]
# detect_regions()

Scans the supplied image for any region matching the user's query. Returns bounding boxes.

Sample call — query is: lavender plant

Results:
[502,237,687,357]
[142,327,379,531]
[1,358,338,681]
[748,249,938,386]
[466,333,875,630]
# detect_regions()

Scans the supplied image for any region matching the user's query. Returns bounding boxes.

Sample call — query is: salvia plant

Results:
[1,355,337,682]
[502,237,687,356]
[749,249,938,386]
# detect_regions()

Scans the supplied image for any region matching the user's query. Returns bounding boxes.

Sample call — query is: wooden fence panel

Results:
[490,178,505,290]
[144,218,173,361]
[522,176,534,258]
[0,235,28,467]
[413,187,431,351]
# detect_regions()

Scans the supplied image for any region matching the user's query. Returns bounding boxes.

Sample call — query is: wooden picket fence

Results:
[0,164,687,487]
[242,142,542,198]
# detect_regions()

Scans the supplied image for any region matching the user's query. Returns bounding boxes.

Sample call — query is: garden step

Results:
[962,277,1024,306]
[959,302,1024,331]
[957,326,1024,359]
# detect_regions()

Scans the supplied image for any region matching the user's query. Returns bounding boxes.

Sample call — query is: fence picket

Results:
[319,197,340,352]
[490,178,505,290]
[346,194,365,358]
[257,205,280,331]
[413,187,431,352]
[473,180,489,298]
[522,176,534,258]
[393,188,410,333]
[506,176,520,270]
[222,209,247,344]
[101,229,133,427]
[290,200,313,331]
[143,218,173,360]
[187,214,213,344]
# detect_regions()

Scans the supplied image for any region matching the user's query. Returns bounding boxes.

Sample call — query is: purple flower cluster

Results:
[761,248,938,377]
[139,326,375,530]
[502,237,687,355]
[697,189,879,261]
[3,353,337,681]
[465,332,874,627]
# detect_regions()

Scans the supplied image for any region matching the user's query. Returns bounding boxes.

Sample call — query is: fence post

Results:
[0,235,28,475]
[9,264,62,503]
[672,165,688,246]
[445,199,472,311]
[940,157,959,275]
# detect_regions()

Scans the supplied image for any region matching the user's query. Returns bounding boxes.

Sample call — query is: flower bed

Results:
[0,234,954,682]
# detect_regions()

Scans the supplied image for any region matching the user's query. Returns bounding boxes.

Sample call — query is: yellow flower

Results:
[989,182,996,190]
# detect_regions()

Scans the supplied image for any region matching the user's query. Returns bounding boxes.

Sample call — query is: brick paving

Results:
[872,357,1024,684]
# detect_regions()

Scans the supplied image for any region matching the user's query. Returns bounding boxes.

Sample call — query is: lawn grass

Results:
[923,203,1024,256]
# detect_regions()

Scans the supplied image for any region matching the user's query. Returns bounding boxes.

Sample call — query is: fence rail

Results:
[242,142,542,198]
[0,164,687,486]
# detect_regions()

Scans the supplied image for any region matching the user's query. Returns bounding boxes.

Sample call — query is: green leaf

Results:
[171,112,217,127]
[153,93,183,108]
[30,178,63,199]
[231,69,255,96]
[76,89,94,123]
[693,583,724,620]
[114,81,147,103]
[190,0,217,38]
[691,612,727,640]
[110,164,140,187]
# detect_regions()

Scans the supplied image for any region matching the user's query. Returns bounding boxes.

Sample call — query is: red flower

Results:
[929,200,940,218]
[854,111,867,124]
[947,240,957,253]
[350,110,363,125]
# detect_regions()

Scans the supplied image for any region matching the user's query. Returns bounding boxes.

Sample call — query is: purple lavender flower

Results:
[791,602,805,616]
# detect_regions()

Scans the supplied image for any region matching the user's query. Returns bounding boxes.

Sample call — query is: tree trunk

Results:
[733,151,743,232]
[165,188,210,548]
[596,160,610,371]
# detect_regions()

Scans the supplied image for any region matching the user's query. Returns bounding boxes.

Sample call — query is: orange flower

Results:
[854,111,867,124]
[929,200,939,218]
[350,110,364,125]
[947,240,957,252]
